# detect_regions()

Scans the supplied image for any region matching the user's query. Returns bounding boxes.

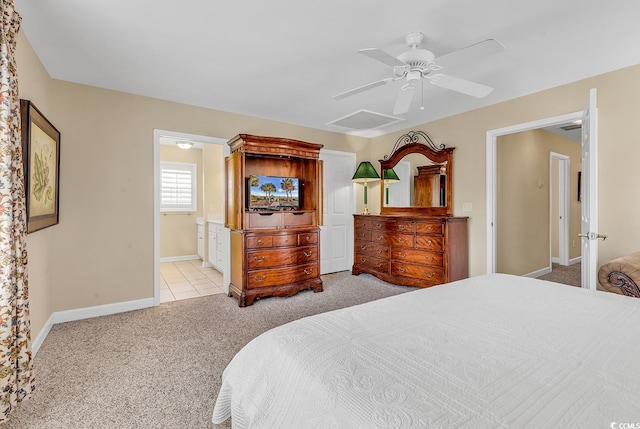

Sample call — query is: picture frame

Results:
[20,99,61,233]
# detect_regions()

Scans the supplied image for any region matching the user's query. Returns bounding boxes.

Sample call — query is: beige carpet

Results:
[537,262,581,287]
[5,272,413,429]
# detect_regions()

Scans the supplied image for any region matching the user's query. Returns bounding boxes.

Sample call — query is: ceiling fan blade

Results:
[434,39,505,69]
[429,73,494,98]
[333,77,394,100]
[358,48,407,68]
[393,84,416,115]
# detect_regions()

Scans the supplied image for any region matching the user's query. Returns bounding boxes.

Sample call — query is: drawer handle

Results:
[360,257,367,263]
[425,255,435,262]
[253,275,266,283]
[376,249,383,254]
[360,245,368,250]
[303,269,313,275]
[253,256,266,263]
[283,238,290,243]
[427,240,433,245]
[397,251,406,258]
[426,226,433,232]
[305,236,311,241]
[303,251,312,257]
[375,235,383,241]
[398,225,407,231]
[397,267,407,273]
[257,239,263,245]
[375,263,384,268]
[359,233,366,238]
[424,272,435,278]
[375,223,383,229]
[398,237,408,244]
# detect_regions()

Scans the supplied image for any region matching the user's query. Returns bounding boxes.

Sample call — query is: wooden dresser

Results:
[225,134,323,307]
[352,214,468,288]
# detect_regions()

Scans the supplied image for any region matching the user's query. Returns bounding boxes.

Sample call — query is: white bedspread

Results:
[212,274,640,428]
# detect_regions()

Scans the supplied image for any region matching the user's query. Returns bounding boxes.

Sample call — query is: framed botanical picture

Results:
[20,99,61,233]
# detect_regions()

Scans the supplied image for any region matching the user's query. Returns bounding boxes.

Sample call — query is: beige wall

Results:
[370,63,640,278]
[159,145,203,258]
[203,143,224,216]
[495,129,580,276]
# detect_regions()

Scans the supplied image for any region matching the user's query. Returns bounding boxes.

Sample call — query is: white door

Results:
[580,88,601,290]
[386,160,411,207]
[319,150,356,274]
[550,153,570,266]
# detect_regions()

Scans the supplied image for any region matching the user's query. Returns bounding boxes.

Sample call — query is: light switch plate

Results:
[462,202,472,212]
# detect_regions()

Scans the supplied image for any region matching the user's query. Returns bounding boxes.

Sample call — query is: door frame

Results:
[549,152,570,267]
[153,129,230,306]
[486,111,583,274]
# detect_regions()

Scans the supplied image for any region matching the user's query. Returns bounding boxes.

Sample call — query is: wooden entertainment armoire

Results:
[352,131,469,288]
[225,134,324,307]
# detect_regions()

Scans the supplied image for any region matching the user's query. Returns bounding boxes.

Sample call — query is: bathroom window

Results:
[160,162,197,212]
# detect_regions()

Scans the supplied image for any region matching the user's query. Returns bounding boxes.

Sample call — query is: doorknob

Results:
[578,232,607,241]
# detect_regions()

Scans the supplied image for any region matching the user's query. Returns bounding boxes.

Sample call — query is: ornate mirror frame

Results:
[379,131,455,216]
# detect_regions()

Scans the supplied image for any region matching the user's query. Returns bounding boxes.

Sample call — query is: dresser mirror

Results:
[379,131,454,216]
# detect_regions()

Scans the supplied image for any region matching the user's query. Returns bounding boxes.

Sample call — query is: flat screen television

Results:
[247,175,300,211]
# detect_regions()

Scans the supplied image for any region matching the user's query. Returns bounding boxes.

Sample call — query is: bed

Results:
[212,273,640,428]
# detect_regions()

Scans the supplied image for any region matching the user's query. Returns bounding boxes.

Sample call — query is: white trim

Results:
[159,254,200,263]
[549,152,570,267]
[153,129,230,306]
[486,111,582,274]
[569,256,582,265]
[523,266,552,278]
[33,297,155,356]
[32,313,55,357]
[551,257,561,264]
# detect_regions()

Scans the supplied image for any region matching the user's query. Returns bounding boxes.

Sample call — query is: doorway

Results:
[487,111,587,284]
[153,129,230,306]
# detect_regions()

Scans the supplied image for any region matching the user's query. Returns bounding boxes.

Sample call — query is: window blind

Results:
[160,162,197,211]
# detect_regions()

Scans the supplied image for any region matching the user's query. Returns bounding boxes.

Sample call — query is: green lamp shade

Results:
[352,161,380,182]
[383,168,400,182]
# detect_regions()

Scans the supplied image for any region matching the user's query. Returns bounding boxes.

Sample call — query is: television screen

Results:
[248,175,300,210]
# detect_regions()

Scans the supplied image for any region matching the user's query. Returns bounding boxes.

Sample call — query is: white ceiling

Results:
[15,0,640,137]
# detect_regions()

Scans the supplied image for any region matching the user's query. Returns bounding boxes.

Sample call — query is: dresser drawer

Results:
[274,234,296,247]
[372,232,413,247]
[246,235,274,249]
[415,236,443,251]
[392,262,443,283]
[415,221,444,235]
[248,246,317,269]
[356,241,389,258]
[247,264,318,288]
[298,231,318,246]
[247,212,282,229]
[283,211,313,227]
[354,218,372,230]
[391,248,443,267]
[355,228,372,241]
[354,253,389,272]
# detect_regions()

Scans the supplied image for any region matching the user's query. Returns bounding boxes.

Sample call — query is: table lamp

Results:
[383,168,400,205]
[352,161,380,215]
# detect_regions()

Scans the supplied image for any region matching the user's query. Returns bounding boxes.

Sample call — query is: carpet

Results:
[537,262,581,287]
[5,272,413,429]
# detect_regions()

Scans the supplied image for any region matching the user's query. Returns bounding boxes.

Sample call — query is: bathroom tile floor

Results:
[160,259,225,303]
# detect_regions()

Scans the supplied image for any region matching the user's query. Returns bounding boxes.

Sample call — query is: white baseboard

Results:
[569,256,582,265]
[202,261,213,268]
[524,266,552,278]
[32,313,55,357]
[32,297,155,357]
[160,255,200,263]
[551,257,560,264]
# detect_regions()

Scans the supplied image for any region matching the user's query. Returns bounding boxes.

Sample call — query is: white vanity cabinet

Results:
[207,220,225,273]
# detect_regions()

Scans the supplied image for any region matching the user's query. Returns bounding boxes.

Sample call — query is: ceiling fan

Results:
[333,32,505,115]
